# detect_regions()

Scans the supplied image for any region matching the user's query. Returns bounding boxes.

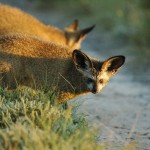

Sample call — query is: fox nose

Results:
[91,86,98,94]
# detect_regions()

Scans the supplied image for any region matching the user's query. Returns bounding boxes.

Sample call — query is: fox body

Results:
[0,4,94,49]
[0,34,125,101]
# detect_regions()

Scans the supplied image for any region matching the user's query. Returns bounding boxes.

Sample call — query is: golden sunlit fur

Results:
[0,4,94,49]
[0,34,125,101]
[0,34,125,102]
[0,34,89,102]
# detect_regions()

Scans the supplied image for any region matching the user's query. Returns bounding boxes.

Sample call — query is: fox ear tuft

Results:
[77,25,95,41]
[65,20,79,32]
[72,50,93,71]
[102,55,125,74]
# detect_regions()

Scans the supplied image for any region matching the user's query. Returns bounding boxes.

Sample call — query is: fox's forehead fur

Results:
[83,58,111,81]
[81,58,102,78]
[91,59,103,72]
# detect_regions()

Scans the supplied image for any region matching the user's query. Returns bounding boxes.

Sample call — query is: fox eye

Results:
[99,79,103,84]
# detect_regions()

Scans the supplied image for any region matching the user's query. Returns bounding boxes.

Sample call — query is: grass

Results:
[0,86,103,150]
[0,86,138,150]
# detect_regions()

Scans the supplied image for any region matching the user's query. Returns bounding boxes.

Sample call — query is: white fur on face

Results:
[96,71,110,92]
[96,82,103,93]
[86,70,110,93]
[97,71,110,81]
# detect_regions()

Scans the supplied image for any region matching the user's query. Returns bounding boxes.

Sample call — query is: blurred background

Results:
[0,0,150,148]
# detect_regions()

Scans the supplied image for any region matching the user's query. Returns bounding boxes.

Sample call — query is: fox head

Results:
[65,20,95,49]
[72,50,125,94]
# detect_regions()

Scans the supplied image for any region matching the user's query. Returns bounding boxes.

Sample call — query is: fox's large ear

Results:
[72,50,93,71]
[102,56,125,75]
[65,20,79,32]
[77,25,95,41]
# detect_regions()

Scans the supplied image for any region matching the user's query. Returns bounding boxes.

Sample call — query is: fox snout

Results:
[91,85,99,94]
[91,87,98,94]
[87,79,103,94]
[92,84,103,94]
